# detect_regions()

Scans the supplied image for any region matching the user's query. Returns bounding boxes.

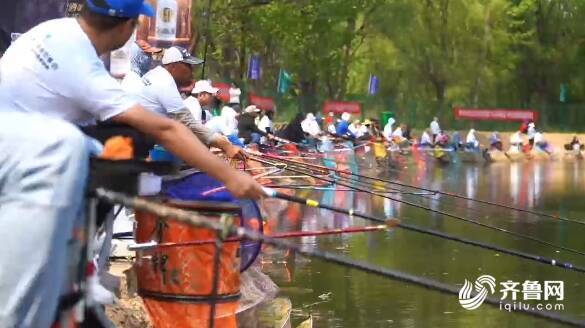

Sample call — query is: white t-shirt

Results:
[221,106,238,135]
[383,118,395,139]
[132,65,184,116]
[257,115,273,133]
[527,124,536,139]
[534,132,545,144]
[430,120,441,135]
[392,127,403,138]
[121,70,145,96]
[0,18,134,124]
[421,131,432,144]
[184,96,203,122]
[349,124,361,138]
[466,131,478,144]
[301,118,321,137]
[205,116,225,135]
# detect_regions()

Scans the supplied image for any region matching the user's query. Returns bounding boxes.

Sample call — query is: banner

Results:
[137,0,192,48]
[0,0,67,53]
[249,94,275,111]
[323,101,362,115]
[213,82,231,103]
[453,108,539,122]
[368,74,379,95]
[277,68,292,94]
[248,55,261,80]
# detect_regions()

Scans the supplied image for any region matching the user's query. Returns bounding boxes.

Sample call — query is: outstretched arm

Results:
[112,105,262,199]
[169,109,244,158]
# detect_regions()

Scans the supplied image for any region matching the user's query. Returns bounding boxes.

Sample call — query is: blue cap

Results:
[86,0,155,18]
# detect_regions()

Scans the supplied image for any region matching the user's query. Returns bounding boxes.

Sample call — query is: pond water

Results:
[258,155,585,327]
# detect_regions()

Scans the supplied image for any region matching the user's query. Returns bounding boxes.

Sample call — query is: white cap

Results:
[229,88,241,104]
[162,46,204,65]
[341,112,351,121]
[192,80,219,95]
[245,105,261,113]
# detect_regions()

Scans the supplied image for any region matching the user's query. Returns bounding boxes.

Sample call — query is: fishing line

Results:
[248,153,585,257]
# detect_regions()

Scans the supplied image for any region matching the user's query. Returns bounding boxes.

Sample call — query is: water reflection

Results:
[257,159,585,327]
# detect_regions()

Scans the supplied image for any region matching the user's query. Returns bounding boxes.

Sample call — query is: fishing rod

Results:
[266,152,585,226]
[248,153,585,257]
[315,171,508,220]
[129,223,397,251]
[96,188,585,327]
[264,184,436,195]
[261,187,585,274]
[301,157,543,225]
[282,153,585,230]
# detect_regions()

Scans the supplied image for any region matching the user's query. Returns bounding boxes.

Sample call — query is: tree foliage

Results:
[193,0,585,126]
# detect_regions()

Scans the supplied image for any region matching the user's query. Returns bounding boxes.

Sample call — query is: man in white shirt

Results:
[383,117,396,141]
[184,80,218,123]
[0,1,264,326]
[527,122,536,147]
[131,47,243,158]
[465,129,479,151]
[301,113,322,138]
[430,117,441,142]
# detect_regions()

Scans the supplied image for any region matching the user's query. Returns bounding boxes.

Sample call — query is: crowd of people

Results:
[0,1,266,326]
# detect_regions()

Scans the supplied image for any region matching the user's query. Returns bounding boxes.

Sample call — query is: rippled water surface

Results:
[258,155,585,328]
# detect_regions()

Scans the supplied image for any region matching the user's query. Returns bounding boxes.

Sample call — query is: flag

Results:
[560,83,568,103]
[248,55,261,80]
[277,68,292,94]
[368,74,379,95]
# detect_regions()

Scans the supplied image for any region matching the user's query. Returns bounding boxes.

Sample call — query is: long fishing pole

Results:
[248,153,585,257]
[261,187,585,274]
[129,223,397,250]
[96,188,585,327]
[269,152,585,225]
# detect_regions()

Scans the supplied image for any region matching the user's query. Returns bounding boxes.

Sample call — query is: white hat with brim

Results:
[192,80,219,95]
[162,46,204,65]
[245,105,261,113]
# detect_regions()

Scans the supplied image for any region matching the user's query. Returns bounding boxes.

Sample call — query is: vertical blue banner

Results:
[368,74,379,95]
[248,55,261,80]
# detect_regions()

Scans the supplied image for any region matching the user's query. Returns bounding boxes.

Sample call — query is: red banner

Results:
[249,94,275,111]
[213,82,231,103]
[454,108,539,122]
[323,101,361,115]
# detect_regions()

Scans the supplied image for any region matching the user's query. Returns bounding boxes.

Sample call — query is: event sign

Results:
[249,94,275,111]
[323,101,362,115]
[453,108,538,122]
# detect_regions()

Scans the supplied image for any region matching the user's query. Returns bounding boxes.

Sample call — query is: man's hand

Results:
[224,171,266,200]
[224,144,246,160]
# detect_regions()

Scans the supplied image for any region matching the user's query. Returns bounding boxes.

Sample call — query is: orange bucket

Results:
[134,200,242,328]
